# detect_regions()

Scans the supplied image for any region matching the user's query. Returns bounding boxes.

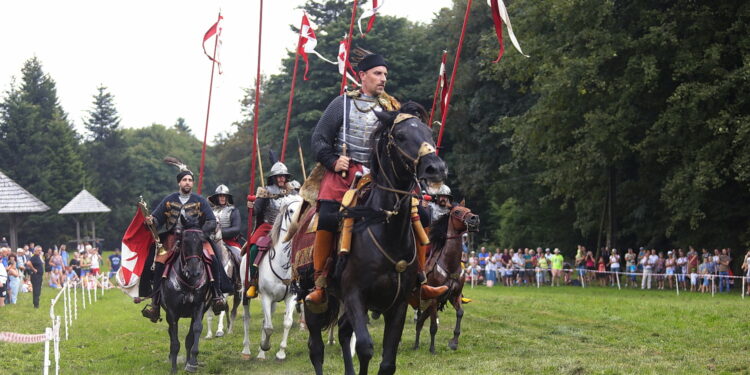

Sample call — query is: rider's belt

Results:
[411,198,430,246]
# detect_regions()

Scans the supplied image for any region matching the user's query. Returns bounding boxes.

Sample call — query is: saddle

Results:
[252,236,273,267]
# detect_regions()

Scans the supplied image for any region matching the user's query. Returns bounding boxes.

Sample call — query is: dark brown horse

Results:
[161,214,211,373]
[414,204,479,353]
[297,102,447,375]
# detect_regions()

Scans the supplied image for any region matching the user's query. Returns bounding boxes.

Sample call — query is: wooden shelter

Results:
[0,170,50,251]
[58,189,111,249]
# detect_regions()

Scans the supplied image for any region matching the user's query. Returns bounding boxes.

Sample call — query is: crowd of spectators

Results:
[463,243,747,295]
[0,237,120,309]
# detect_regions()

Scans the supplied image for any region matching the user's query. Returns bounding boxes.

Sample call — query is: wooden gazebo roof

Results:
[0,170,50,213]
[58,189,110,214]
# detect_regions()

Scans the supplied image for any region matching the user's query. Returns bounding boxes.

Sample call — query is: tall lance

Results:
[436,0,473,156]
[198,11,222,194]
[296,136,307,180]
[280,15,305,162]
[339,0,359,94]
[428,50,448,128]
[246,0,264,248]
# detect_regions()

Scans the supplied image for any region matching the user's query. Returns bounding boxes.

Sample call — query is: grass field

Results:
[1,282,750,374]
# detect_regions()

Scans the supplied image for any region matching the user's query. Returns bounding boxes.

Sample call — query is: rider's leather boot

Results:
[305,230,334,307]
[246,245,259,299]
[211,260,228,314]
[142,263,164,323]
[417,243,448,299]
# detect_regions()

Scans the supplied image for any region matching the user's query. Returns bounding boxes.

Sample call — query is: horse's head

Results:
[179,213,206,278]
[373,102,447,185]
[450,204,480,233]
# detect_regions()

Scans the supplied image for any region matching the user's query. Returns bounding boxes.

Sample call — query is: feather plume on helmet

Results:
[163,156,194,182]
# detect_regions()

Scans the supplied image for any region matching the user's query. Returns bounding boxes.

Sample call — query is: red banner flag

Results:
[116,204,154,298]
[358,0,383,37]
[202,14,224,72]
[438,55,449,114]
[488,0,528,62]
[299,13,316,80]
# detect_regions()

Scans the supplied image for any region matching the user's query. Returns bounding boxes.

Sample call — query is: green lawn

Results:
[1,283,749,374]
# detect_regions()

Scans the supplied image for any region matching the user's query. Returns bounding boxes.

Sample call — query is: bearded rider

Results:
[305,53,448,308]
[141,163,233,323]
[245,161,293,298]
[208,185,243,258]
[425,184,472,304]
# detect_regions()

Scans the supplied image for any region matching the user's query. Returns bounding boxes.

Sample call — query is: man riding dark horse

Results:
[245,161,294,299]
[141,158,233,323]
[305,52,447,309]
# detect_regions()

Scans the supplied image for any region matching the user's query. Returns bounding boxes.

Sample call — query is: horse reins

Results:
[175,229,208,290]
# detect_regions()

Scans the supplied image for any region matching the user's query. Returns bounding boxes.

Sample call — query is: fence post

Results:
[74,280,78,318]
[616,271,621,290]
[81,279,86,309]
[675,274,679,296]
[54,316,60,375]
[43,327,51,375]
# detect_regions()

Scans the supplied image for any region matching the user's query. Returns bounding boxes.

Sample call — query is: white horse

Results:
[240,195,302,360]
[257,194,302,360]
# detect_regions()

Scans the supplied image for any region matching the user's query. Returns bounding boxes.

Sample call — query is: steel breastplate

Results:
[336,96,381,166]
[263,185,288,224]
[429,202,450,223]
[214,205,234,230]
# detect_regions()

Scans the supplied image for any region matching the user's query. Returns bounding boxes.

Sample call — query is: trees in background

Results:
[1,0,749,255]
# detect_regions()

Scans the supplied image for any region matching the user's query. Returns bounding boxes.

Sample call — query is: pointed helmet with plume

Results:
[163,156,193,182]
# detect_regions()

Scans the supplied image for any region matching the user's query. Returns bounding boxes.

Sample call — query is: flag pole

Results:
[281,16,305,162]
[247,0,264,239]
[437,0,472,156]
[428,50,448,128]
[297,136,307,181]
[198,11,222,194]
[340,0,359,94]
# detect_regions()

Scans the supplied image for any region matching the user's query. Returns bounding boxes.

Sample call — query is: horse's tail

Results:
[320,296,340,332]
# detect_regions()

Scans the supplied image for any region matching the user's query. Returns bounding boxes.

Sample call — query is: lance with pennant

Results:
[198,10,223,194]
[437,0,472,155]
[247,0,264,240]
[340,0,359,94]
[281,14,305,162]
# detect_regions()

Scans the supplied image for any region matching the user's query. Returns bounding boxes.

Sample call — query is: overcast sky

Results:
[0,0,453,144]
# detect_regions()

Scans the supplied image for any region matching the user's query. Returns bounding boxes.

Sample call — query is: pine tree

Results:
[0,57,85,246]
[84,85,120,141]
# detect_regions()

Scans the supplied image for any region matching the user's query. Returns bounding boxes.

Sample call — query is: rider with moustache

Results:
[141,162,232,322]
[305,53,448,308]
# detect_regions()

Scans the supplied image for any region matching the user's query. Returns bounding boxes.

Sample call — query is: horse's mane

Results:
[270,202,288,245]
[429,214,450,253]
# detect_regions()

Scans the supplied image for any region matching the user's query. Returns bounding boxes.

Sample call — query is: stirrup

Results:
[461,297,472,304]
[141,304,161,323]
[305,288,328,314]
[245,285,258,299]
[212,298,227,315]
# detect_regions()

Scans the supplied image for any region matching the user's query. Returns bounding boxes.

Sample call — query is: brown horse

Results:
[414,204,479,353]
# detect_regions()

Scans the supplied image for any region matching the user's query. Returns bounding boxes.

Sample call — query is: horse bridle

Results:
[176,228,207,290]
[374,114,438,215]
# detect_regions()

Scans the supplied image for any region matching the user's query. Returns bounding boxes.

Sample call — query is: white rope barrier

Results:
[487,267,748,298]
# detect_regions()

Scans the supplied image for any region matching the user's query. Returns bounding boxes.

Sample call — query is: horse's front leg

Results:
[276,293,296,360]
[257,294,274,359]
[428,306,438,354]
[216,306,227,337]
[305,308,327,375]
[227,291,241,334]
[338,315,356,375]
[448,296,463,351]
[413,305,430,350]
[346,293,373,375]
[167,314,180,374]
[241,299,252,359]
[204,309,214,339]
[185,302,204,373]
[378,302,408,375]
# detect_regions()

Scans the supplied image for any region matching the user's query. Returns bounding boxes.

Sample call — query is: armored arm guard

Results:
[311,95,345,171]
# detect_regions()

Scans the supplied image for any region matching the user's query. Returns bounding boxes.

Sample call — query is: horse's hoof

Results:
[185,363,198,373]
[275,351,286,361]
[241,353,251,360]
[256,351,266,360]
[413,344,419,350]
[448,341,458,351]
[429,347,436,355]
[216,331,224,337]
[204,333,213,339]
